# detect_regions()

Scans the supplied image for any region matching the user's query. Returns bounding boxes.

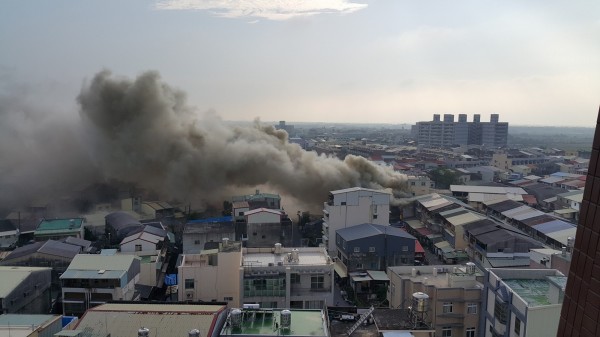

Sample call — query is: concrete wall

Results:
[178,250,242,307]
[324,190,391,252]
[121,237,158,252]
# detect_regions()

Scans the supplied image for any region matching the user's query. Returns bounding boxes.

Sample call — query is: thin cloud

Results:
[155,0,368,20]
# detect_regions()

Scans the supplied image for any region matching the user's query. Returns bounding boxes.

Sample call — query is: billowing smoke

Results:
[1,70,408,214]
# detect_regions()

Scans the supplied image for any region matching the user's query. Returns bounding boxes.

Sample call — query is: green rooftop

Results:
[504,277,566,306]
[221,309,327,337]
[35,218,84,235]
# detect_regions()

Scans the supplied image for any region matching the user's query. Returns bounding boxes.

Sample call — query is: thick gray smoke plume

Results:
[1,70,408,213]
[78,70,408,207]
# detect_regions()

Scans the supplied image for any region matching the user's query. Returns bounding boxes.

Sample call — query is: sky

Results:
[1,0,599,126]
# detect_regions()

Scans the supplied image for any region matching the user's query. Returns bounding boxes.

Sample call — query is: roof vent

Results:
[98,270,105,274]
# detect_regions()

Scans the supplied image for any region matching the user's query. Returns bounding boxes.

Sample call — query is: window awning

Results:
[334,260,348,278]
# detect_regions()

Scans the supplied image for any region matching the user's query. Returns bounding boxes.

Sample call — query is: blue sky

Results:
[1,0,599,126]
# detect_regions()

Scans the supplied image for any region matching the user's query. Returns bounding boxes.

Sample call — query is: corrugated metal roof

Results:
[244,208,283,216]
[337,223,415,241]
[61,269,125,280]
[37,218,84,231]
[445,212,484,226]
[501,205,531,217]
[511,209,546,221]
[405,220,423,229]
[330,187,391,195]
[0,267,50,297]
[74,303,225,337]
[532,220,576,234]
[485,199,523,212]
[546,228,577,245]
[65,254,137,272]
[450,185,527,194]
[367,270,389,281]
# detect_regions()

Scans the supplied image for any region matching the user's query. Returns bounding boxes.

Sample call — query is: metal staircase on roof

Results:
[346,306,375,336]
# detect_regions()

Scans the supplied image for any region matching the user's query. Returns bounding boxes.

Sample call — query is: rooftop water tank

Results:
[231,309,243,329]
[412,292,429,313]
[280,310,292,329]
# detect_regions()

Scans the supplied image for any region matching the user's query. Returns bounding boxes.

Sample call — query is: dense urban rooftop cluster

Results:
[0,116,595,337]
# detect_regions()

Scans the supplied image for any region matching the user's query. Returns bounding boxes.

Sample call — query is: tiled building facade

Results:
[557,107,600,337]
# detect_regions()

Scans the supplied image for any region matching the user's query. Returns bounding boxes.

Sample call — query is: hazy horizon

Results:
[1,1,599,127]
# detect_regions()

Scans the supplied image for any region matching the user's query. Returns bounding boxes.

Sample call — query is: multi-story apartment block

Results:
[0,266,52,314]
[322,187,391,253]
[178,239,243,306]
[387,264,484,337]
[335,223,416,273]
[415,114,508,148]
[407,175,436,196]
[178,241,334,310]
[484,268,566,337]
[61,254,140,316]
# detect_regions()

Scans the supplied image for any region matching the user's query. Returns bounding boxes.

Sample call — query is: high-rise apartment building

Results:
[414,114,508,148]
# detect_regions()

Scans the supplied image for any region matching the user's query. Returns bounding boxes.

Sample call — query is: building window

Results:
[373,214,378,219]
[311,275,324,289]
[369,247,376,253]
[421,182,426,186]
[291,273,300,284]
[494,298,508,324]
[341,202,347,206]
[442,327,452,337]
[354,247,360,253]
[402,246,409,251]
[411,182,416,186]
[442,302,453,313]
[467,303,477,314]
[185,279,194,289]
[135,244,142,251]
[224,296,233,301]
[194,240,200,245]
[514,317,521,335]
[466,327,476,337]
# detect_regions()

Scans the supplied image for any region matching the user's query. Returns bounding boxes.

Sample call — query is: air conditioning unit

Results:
[186,290,194,300]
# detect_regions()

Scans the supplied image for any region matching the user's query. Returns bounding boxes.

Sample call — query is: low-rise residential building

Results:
[0,266,52,314]
[232,190,281,210]
[406,175,436,196]
[323,187,391,253]
[178,240,243,306]
[0,219,18,250]
[183,217,235,253]
[243,244,334,309]
[245,208,293,248]
[34,218,85,241]
[56,303,227,337]
[140,201,174,219]
[105,211,142,245]
[387,264,484,337]
[0,314,66,337]
[119,224,169,253]
[483,269,566,337]
[463,219,543,269]
[221,308,329,337]
[60,254,140,316]
[335,223,416,274]
[483,198,577,250]
[0,240,82,285]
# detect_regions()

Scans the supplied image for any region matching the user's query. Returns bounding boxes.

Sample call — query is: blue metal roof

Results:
[187,216,233,224]
[532,220,576,234]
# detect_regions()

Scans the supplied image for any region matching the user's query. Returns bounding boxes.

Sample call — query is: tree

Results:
[222,201,232,216]
[428,167,460,189]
